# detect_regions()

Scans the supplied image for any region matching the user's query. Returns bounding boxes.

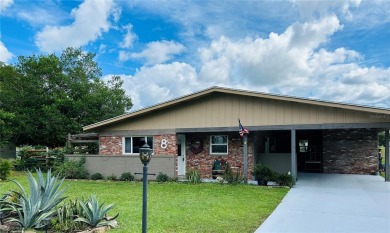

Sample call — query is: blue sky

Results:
[1,0,389,110]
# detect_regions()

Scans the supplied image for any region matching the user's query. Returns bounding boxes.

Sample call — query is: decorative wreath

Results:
[189,136,204,154]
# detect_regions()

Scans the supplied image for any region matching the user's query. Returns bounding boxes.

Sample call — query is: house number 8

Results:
[161,139,168,149]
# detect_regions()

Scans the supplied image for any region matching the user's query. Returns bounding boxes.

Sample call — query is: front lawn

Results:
[1,173,288,233]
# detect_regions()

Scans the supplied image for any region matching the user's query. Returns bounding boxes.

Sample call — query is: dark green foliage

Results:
[223,165,243,185]
[0,48,132,147]
[106,174,117,181]
[54,157,89,179]
[91,173,104,180]
[120,172,134,181]
[0,159,13,180]
[50,147,66,165]
[252,164,275,186]
[0,109,14,146]
[274,173,294,187]
[186,169,201,184]
[156,172,169,183]
[168,176,179,182]
[379,131,385,146]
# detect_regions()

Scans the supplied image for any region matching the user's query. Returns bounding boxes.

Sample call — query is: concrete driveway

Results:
[255,173,390,233]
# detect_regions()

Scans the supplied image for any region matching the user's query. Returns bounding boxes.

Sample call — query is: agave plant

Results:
[50,199,87,232]
[75,195,118,228]
[3,169,67,229]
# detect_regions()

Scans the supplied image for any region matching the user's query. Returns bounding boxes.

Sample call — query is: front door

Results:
[177,134,186,176]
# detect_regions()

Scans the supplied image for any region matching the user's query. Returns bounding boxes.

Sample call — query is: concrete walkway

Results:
[255,173,390,233]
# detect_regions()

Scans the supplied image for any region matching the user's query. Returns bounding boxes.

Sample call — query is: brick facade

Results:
[323,129,379,174]
[99,136,122,155]
[153,134,178,156]
[100,135,178,156]
[186,133,254,179]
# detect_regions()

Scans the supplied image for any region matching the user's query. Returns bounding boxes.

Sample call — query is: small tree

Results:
[0,158,13,180]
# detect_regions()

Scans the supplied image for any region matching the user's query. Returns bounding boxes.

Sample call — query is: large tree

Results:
[0,48,132,147]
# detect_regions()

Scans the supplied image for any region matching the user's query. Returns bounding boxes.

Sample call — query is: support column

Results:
[385,130,389,182]
[291,129,297,181]
[243,134,248,183]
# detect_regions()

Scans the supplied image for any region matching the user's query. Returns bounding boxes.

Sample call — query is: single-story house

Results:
[82,86,390,181]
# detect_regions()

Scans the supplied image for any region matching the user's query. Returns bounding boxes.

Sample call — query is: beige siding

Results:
[103,93,390,131]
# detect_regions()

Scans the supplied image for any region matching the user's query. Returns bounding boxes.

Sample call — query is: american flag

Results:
[238,118,249,137]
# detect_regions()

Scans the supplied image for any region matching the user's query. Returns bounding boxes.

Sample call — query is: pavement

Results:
[255,173,390,233]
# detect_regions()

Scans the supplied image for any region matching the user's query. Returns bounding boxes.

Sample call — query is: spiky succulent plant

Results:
[2,169,66,229]
[75,195,118,228]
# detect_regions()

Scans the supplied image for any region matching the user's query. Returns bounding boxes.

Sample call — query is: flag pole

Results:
[239,118,249,184]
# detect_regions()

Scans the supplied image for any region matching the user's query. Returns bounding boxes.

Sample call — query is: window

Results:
[123,136,153,154]
[299,140,308,152]
[210,135,228,154]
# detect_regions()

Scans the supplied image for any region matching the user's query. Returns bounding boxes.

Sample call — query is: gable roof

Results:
[83,86,390,131]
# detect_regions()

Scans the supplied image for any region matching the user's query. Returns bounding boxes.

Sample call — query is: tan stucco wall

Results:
[66,154,176,180]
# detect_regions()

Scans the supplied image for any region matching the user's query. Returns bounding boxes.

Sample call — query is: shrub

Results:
[106,174,117,181]
[252,164,275,186]
[0,158,13,180]
[156,172,169,183]
[54,157,89,179]
[75,195,119,228]
[186,169,201,184]
[120,172,134,181]
[169,176,179,182]
[50,147,65,165]
[223,165,243,185]
[275,172,294,187]
[91,173,104,180]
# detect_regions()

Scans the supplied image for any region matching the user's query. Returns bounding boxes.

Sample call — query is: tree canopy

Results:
[0,48,132,147]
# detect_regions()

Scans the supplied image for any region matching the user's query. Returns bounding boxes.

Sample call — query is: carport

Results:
[255,173,390,233]
[254,128,390,181]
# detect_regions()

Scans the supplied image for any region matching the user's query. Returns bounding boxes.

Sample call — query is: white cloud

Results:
[35,0,116,53]
[120,40,185,65]
[16,6,66,26]
[119,24,136,49]
[105,62,199,110]
[108,11,390,110]
[0,0,13,13]
[315,67,390,106]
[292,0,361,20]
[199,16,343,87]
[0,40,13,63]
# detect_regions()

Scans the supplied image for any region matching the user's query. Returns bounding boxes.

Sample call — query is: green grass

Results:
[1,173,288,233]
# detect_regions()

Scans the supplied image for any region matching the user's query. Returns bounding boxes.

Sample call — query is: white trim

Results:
[209,135,228,155]
[122,136,153,155]
[177,134,186,176]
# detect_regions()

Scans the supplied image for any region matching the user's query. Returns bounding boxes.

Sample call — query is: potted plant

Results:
[252,164,274,186]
